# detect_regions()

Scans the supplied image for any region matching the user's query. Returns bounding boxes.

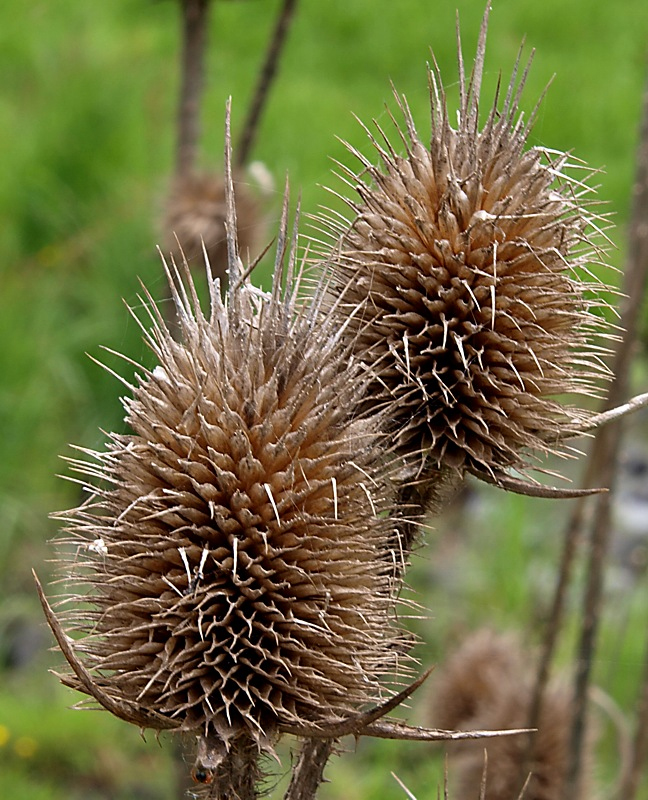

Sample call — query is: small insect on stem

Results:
[191,735,227,786]
[191,764,214,786]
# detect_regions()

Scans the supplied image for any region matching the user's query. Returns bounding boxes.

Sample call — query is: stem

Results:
[210,736,261,800]
[525,499,587,746]
[521,455,599,791]
[176,0,211,176]
[284,738,334,800]
[610,71,648,800]
[619,630,648,799]
[236,0,299,166]
[565,477,615,798]
[563,69,648,800]
[394,469,463,555]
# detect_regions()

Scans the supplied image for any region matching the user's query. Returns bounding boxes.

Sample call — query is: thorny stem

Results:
[176,0,211,176]
[563,70,648,800]
[209,736,260,800]
[283,738,334,800]
[235,0,298,166]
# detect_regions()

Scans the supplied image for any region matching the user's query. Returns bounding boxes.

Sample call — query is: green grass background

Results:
[1,0,648,797]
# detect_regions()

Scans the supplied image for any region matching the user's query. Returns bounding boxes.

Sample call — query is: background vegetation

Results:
[1,0,647,797]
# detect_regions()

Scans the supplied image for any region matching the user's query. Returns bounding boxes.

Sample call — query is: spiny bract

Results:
[46,169,410,767]
[317,7,612,495]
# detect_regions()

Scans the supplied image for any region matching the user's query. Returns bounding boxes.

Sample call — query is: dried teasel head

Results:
[431,629,595,800]
[161,170,263,292]
[38,120,414,792]
[316,5,615,517]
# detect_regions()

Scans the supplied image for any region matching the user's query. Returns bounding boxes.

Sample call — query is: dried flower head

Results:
[431,629,526,733]
[317,6,612,507]
[39,129,413,794]
[431,629,595,800]
[162,170,262,290]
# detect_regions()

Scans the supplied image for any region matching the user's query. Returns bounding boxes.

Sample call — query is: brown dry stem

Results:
[176,0,211,176]
[612,70,648,800]
[563,68,648,800]
[283,738,334,800]
[236,0,298,166]
[207,735,261,800]
[619,633,648,799]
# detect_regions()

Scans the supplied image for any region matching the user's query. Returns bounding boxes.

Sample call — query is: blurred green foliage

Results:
[1,0,647,797]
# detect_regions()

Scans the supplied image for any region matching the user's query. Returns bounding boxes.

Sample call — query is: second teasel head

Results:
[317,8,613,504]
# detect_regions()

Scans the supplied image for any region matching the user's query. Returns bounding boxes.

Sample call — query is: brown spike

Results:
[468,468,607,500]
[34,570,180,732]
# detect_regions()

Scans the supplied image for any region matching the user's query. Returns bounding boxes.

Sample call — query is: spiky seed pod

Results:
[450,685,585,800]
[317,7,612,518]
[431,629,595,800]
[430,629,526,734]
[43,138,412,794]
[162,171,262,291]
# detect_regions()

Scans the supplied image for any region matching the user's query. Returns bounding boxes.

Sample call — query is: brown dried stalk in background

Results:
[561,66,648,800]
[519,62,648,800]
[236,0,298,168]
[176,0,211,177]
[621,626,648,799]
[162,0,299,293]
[162,0,261,293]
[316,5,614,548]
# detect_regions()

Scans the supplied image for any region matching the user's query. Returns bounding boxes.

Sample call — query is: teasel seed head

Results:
[431,629,595,800]
[317,6,613,505]
[161,169,263,292]
[41,118,412,786]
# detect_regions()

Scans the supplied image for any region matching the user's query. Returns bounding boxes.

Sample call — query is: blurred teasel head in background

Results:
[161,169,266,294]
[316,5,613,518]
[38,128,413,793]
[431,628,595,800]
